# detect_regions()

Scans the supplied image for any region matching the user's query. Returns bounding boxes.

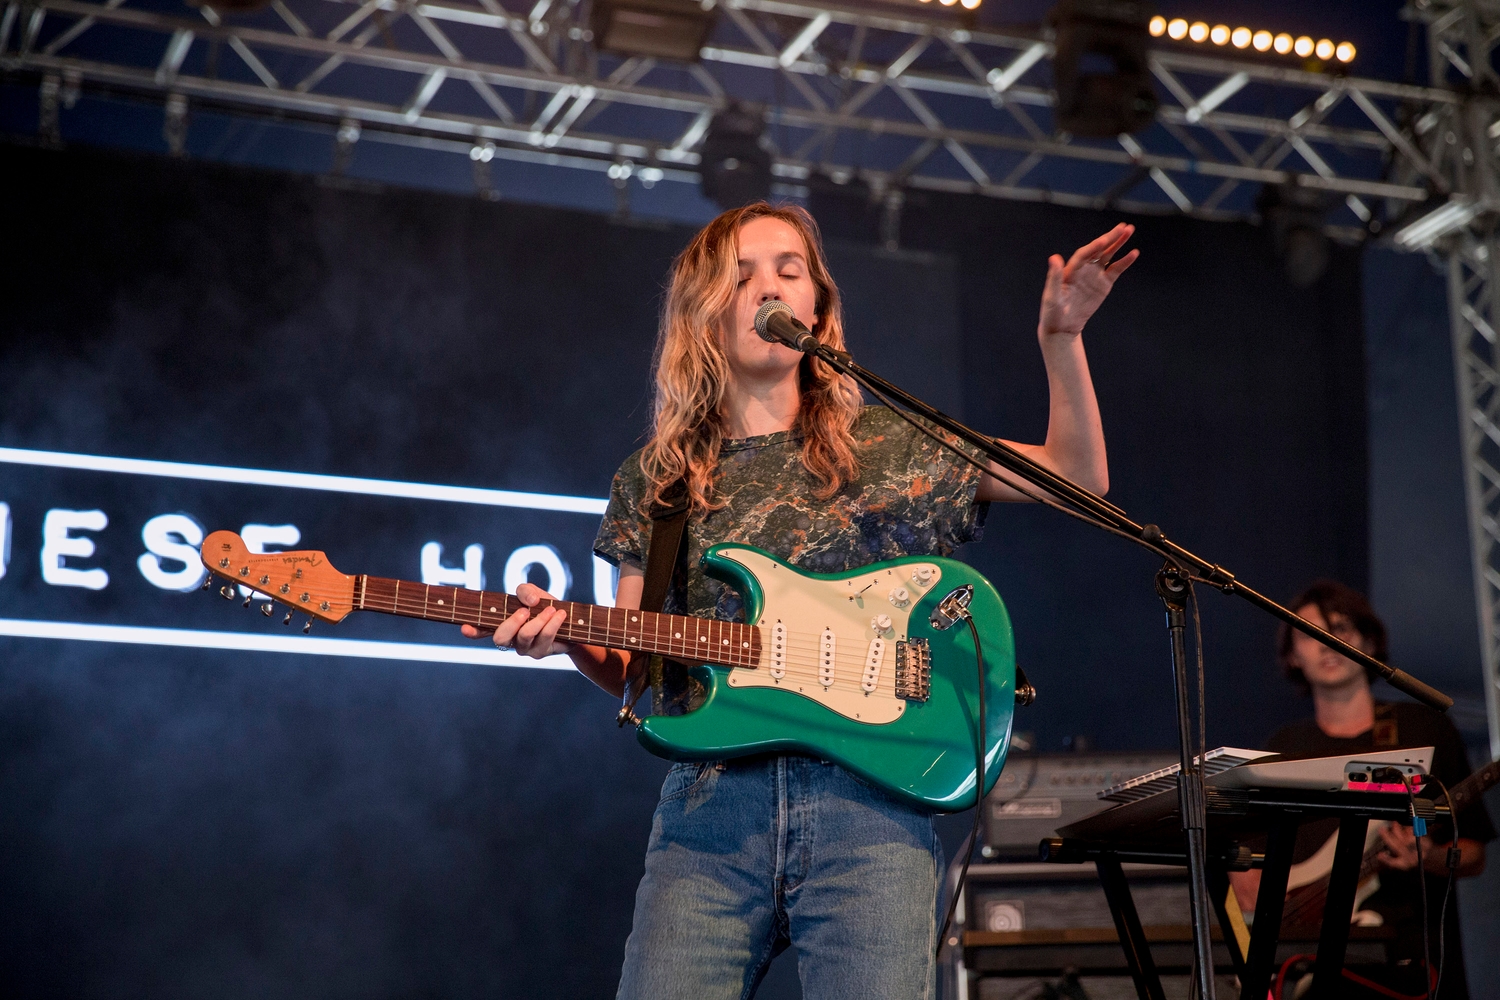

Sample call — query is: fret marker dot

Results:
[489,607,497,612]
[700,636,707,642]
[631,615,638,622]
[722,639,729,645]
[675,632,681,638]
[437,599,444,605]
[743,642,750,648]
[629,637,637,643]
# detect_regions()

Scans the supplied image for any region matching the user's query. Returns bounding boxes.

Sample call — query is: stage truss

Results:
[1407,0,1500,758]
[0,0,1445,227]
[2,0,1499,750]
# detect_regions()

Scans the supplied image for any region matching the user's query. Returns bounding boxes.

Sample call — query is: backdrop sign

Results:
[0,445,612,668]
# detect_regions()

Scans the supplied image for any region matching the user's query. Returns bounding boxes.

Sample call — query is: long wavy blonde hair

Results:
[639,203,863,512]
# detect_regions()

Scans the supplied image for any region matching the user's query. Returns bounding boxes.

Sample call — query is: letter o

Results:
[503,544,572,599]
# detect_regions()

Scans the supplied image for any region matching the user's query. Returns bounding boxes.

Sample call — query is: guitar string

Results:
[230,576,934,647]
[227,580,949,689]
[233,577,916,663]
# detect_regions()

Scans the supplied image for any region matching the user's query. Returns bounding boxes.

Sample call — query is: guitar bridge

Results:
[895,638,930,702]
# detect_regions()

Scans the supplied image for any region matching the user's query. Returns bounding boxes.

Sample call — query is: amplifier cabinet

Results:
[982,752,1179,861]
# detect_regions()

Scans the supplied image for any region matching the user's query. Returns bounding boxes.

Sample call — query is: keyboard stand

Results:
[1042,786,1442,1000]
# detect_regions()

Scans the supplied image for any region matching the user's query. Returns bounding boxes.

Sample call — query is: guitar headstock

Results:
[200,530,355,623]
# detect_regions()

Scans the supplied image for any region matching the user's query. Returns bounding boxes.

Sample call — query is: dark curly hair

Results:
[1277,580,1387,695]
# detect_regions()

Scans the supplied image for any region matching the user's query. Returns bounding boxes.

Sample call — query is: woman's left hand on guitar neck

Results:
[1377,822,1487,877]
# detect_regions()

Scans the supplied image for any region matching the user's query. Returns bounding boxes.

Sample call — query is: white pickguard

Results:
[721,550,944,725]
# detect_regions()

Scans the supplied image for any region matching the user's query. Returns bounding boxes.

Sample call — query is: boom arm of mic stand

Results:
[805,342,1454,712]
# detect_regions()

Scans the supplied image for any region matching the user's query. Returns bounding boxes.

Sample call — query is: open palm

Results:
[1039,223,1139,336]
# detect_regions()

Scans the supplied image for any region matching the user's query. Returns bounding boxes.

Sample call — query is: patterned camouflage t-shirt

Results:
[593,405,987,623]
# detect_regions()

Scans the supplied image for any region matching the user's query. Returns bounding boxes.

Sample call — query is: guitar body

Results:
[636,544,1017,813]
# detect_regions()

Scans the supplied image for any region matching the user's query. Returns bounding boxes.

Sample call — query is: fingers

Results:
[515,582,555,606]
[1065,223,1136,276]
[1105,248,1140,280]
[493,602,568,658]
[1044,254,1065,293]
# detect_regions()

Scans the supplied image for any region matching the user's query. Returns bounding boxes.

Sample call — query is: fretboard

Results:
[356,576,761,668]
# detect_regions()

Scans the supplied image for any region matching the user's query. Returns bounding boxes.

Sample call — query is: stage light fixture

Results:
[698,102,773,210]
[589,0,718,63]
[1049,0,1159,139]
[1152,16,1355,63]
[961,0,981,8]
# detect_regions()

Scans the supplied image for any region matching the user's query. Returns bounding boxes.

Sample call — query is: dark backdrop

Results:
[813,187,1368,753]
[1,144,1364,998]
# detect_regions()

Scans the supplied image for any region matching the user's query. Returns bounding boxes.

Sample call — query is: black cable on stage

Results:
[935,615,988,959]
[1424,776,1462,1000]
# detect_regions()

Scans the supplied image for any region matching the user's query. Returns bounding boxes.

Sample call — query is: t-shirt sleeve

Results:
[592,452,650,571]
[898,412,990,553]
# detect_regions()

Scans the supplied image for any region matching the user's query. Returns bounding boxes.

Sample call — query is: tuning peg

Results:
[201,575,214,591]
[242,592,254,608]
[261,603,274,617]
[283,610,294,626]
[219,585,235,600]
[302,617,313,634]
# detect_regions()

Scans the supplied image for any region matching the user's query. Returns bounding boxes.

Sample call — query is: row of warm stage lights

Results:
[917,0,985,10]
[1150,16,1356,63]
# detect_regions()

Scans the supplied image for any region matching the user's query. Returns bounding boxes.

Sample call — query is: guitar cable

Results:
[935,615,988,959]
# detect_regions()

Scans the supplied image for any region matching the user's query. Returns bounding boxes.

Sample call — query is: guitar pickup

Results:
[895,638,930,702]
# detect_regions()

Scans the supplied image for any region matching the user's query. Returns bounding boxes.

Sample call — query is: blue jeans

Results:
[616,754,944,1000]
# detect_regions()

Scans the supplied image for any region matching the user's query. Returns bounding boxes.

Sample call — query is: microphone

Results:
[754,300,819,353]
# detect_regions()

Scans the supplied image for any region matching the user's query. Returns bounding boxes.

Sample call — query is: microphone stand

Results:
[780,331,1452,1000]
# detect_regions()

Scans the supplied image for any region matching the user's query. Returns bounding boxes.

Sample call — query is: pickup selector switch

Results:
[888,587,910,608]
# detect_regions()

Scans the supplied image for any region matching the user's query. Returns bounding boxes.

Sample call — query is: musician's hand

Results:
[460,583,573,659]
[1039,223,1138,337]
[1376,822,1423,871]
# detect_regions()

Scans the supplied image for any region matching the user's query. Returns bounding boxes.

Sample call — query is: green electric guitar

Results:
[199,530,1018,811]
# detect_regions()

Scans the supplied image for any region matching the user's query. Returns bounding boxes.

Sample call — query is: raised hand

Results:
[1039,223,1139,337]
[460,582,573,658]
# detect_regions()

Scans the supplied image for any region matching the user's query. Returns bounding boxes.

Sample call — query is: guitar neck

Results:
[1443,760,1500,811]
[355,575,760,667]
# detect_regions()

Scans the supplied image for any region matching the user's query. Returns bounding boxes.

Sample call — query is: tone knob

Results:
[911,565,934,586]
[888,587,910,608]
[871,614,893,632]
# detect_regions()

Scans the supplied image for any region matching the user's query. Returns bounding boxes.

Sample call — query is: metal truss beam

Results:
[0,0,1455,223]
[1406,0,1500,758]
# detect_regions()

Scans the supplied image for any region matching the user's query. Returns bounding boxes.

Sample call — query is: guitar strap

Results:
[618,479,690,725]
[1372,703,1398,748]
